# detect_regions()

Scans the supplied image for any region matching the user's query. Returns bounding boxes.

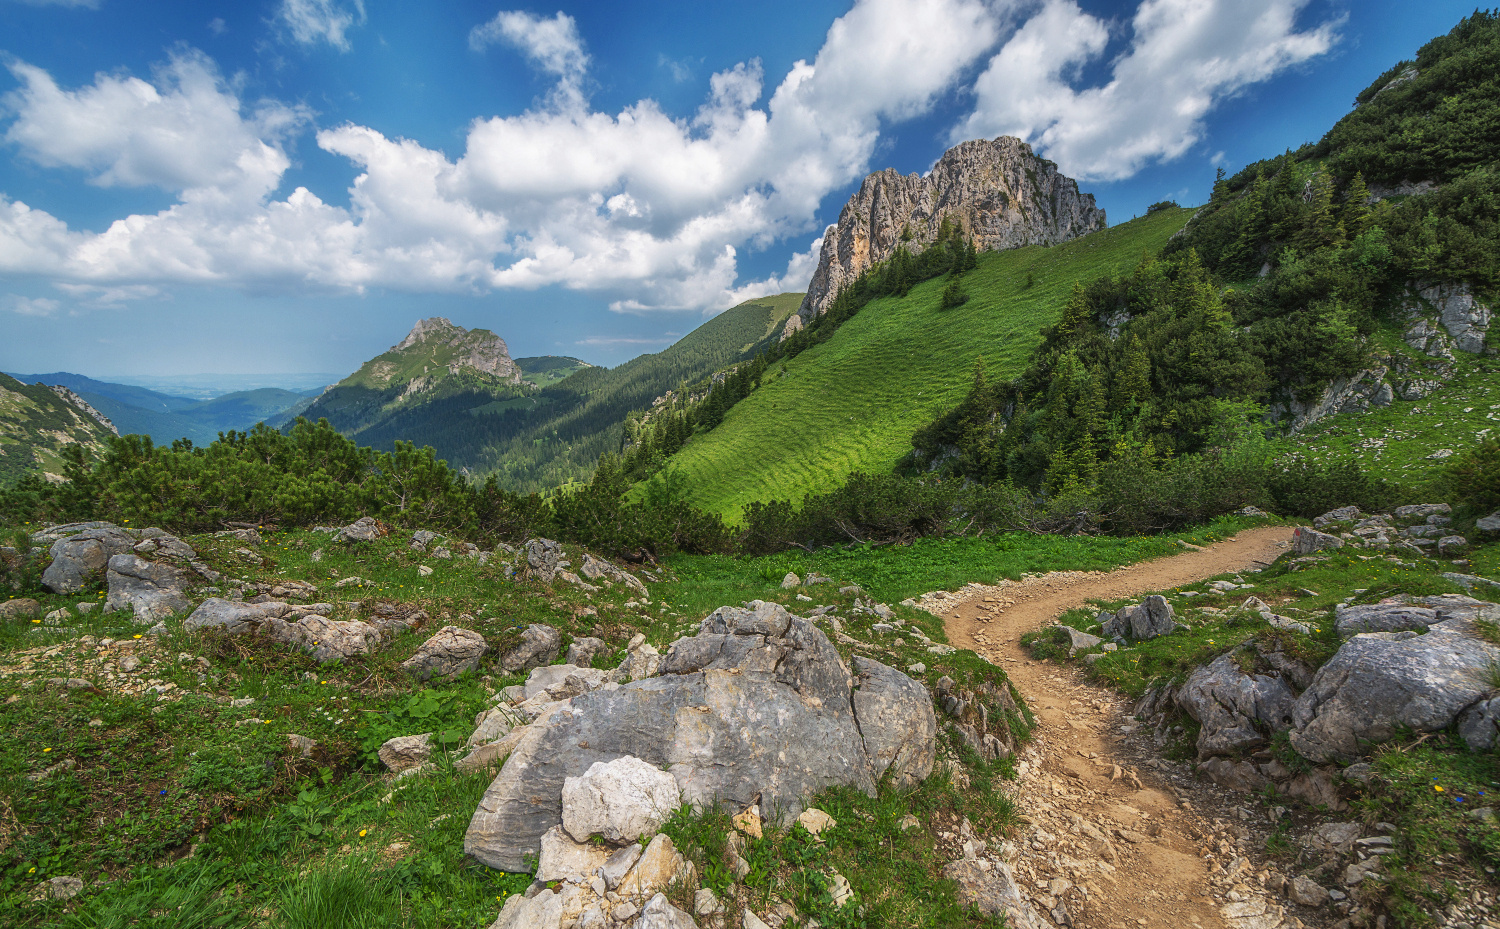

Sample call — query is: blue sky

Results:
[0,0,1481,382]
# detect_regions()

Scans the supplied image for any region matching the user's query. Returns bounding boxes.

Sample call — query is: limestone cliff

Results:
[790,137,1105,333]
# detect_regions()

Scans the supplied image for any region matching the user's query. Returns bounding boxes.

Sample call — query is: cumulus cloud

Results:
[954,0,1339,181]
[3,51,308,197]
[0,0,1001,312]
[277,0,366,51]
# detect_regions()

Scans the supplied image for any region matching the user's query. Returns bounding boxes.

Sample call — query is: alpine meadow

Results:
[3,5,1500,929]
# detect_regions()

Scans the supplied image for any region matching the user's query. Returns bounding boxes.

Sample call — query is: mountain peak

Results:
[789,135,1105,333]
[394,316,464,352]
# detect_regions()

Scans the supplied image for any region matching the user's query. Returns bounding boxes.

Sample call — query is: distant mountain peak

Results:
[364,317,521,386]
[394,316,464,352]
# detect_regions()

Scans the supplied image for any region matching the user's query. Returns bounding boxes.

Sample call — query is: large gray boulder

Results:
[465,601,927,872]
[103,554,192,622]
[402,626,487,681]
[1293,527,1344,555]
[42,525,137,593]
[500,624,561,673]
[1290,618,1500,762]
[184,598,290,633]
[1177,651,1297,759]
[850,656,937,790]
[1334,602,1438,637]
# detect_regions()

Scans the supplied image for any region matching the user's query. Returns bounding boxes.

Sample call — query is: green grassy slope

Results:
[663,209,1194,519]
[0,374,116,484]
[514,355,593,387]
[1278,356,1500,491]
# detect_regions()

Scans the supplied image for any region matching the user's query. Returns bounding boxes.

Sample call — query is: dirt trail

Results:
[935,526,1298,929]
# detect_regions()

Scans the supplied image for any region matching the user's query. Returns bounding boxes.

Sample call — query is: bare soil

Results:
[933,526,1301,929]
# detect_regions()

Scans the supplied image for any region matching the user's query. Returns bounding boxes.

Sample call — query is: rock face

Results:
[465,600,932,872]
[561,755,682,845]
[103,554,192,622]
[791,137,1105,331]
[42,525,137,593]
[1290,617,1500,762]
[1177,652,1297,759]
[403,626,488,680]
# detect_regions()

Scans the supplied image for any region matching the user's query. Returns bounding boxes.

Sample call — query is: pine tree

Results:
[1341,171,1373,234]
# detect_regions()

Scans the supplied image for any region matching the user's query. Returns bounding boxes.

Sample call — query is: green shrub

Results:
[1441,435,1500,516]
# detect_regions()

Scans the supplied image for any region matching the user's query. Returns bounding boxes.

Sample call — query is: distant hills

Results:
[4,371,321,447]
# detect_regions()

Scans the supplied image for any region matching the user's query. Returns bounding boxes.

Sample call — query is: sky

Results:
[0,0,1482,383]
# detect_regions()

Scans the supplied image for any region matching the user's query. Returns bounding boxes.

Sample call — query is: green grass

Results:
[1277,355,1500,492]
[662,209,1195,520]
[6,517,1119,926]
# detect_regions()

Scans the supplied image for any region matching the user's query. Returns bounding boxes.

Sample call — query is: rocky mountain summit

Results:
[365,317,520,388]
[788,136,1106,334]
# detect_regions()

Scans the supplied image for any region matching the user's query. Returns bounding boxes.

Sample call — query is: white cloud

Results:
[954,0,1339,181]
[6,295,60,317]
[277,0,365,51]
[3,51,308,197]
[209,17,227,35]
[470,10,589,109]
[55,283,161,306]
[0,0,1000,313]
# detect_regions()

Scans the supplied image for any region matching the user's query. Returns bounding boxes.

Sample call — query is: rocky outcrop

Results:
[41,525,138,593]
[1289,616,1500,762]
[47,386,117,435]
[1403,281,1492,355]
[790,137,1105,331]
[103,554,192,623]
[1269,366,1393,434]
[464,600,934,872]
[388,317,520,383]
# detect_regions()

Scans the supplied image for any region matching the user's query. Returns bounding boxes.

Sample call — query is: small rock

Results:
[0,598,42,620]
[119,655,141,673]
[1288,876,1330,907]
[780,572,801,589]
[694,888,722,917]
[378,734,432,773]
[797,808,837,836]
[732,804,763,839]
[417,565,433,577]
[40,875,84,900]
